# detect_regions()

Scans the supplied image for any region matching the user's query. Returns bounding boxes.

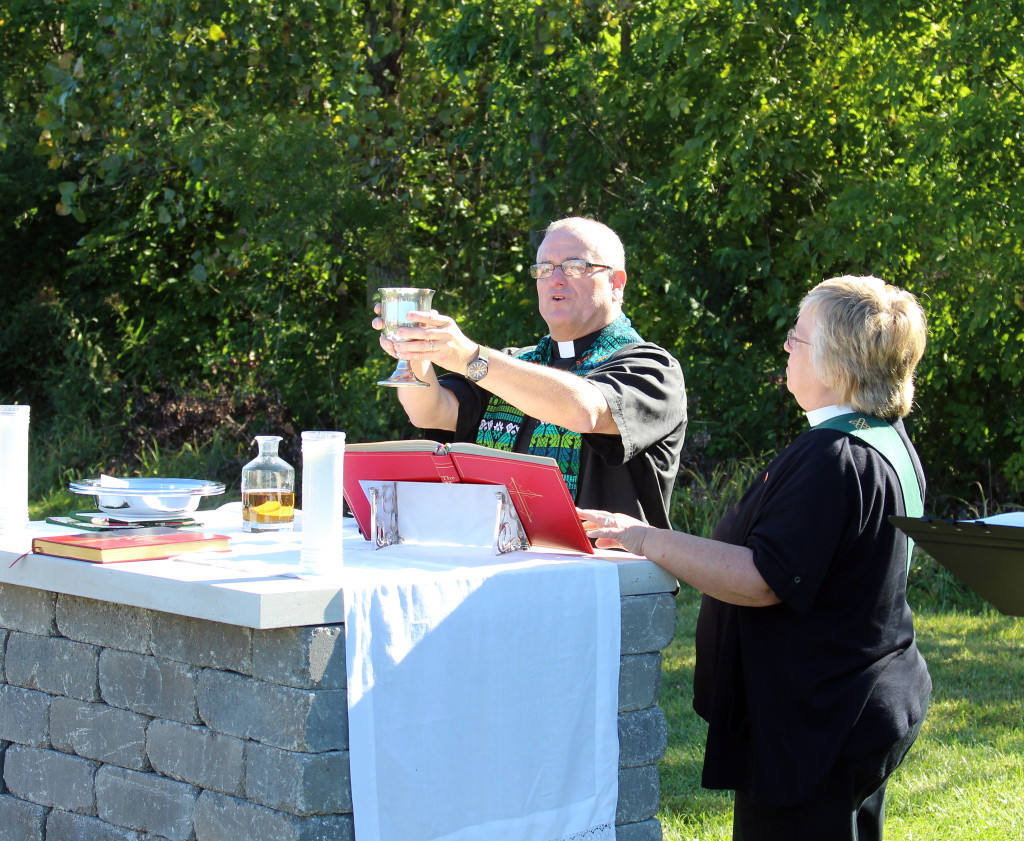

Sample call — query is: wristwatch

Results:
[466,346,490,382]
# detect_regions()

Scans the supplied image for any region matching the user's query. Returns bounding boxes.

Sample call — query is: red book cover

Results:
[447,445,594,554]
[342,441,593,554]
[31,532,231,564]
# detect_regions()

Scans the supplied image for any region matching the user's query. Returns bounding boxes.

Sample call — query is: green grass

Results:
[657,588,733,841]
[660,456,1024,840]
[656,589,1024,840]
[670,458,766,538]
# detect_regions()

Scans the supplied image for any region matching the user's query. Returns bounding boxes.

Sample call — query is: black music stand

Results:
[891,516,1024,616]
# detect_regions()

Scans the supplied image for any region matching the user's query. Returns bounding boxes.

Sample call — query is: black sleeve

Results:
[583,343,687,466]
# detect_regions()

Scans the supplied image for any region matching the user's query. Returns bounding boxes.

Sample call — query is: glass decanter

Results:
[241,435,295,532]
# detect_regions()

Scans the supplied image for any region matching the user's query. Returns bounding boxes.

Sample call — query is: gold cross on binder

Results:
[506,476,542,523]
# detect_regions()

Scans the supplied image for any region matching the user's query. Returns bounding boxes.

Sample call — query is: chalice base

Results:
[377,361,429,387]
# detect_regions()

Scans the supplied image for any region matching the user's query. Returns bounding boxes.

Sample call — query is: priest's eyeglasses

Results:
[529,259,613,279]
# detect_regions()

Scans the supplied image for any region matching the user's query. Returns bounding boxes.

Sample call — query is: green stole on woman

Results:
[814,411,924,575]
[474,313,643,498]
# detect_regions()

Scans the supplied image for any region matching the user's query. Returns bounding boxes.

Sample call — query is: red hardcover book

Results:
[343,441,593,554]
[31,532,231,564]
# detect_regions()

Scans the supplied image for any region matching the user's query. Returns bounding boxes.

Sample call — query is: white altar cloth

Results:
[344,548,621,841]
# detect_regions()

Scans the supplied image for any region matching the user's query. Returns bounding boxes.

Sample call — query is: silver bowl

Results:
[70,478,226,516]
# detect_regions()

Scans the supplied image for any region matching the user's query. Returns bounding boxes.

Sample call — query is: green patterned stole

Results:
[475,314,644,498]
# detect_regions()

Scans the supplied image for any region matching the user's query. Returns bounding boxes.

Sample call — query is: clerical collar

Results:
[806,405,856,427]
[553,328,604,361]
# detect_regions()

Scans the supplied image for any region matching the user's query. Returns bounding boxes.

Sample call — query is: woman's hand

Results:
[577,507,652,556]
[583,509,780,607]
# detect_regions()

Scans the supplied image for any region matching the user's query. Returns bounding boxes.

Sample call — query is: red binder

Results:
[343,441,593,554]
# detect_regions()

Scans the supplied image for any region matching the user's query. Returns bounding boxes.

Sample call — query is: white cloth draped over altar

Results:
[344,546,621,841]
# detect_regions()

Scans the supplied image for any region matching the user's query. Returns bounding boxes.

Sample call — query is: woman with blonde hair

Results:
[581,275,931,841]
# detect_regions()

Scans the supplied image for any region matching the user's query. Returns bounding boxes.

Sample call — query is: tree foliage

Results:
[1,0,1022,506]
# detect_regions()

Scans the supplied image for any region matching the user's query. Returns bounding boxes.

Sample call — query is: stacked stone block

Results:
[0,582,675,841]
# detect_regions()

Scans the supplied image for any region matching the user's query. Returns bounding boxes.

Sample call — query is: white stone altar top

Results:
[0,505,677,629]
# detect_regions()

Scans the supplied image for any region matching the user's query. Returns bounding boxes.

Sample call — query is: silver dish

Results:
[69,477,226,516]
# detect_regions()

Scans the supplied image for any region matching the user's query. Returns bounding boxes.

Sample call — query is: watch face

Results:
[467,358,487,381]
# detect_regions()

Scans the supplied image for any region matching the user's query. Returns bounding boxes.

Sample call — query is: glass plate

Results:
[69,477,226,515]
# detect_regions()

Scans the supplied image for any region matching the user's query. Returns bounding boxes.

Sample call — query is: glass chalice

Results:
[377,286,436,387]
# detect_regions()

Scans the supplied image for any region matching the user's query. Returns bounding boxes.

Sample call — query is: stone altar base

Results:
[0,582,676,841]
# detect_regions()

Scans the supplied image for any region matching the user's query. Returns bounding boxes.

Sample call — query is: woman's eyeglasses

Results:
[786,329,811,348]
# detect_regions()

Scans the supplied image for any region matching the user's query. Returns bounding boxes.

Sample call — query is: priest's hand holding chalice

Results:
[375,287,437,387]
[373,287,490,432]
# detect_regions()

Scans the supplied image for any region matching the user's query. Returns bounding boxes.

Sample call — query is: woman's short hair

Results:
[546,217,626,272]
[800,275,927,421]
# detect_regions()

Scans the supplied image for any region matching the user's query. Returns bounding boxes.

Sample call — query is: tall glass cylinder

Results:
[0,405,30,533]
[301,431,346,571]
[241,435,295,533]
